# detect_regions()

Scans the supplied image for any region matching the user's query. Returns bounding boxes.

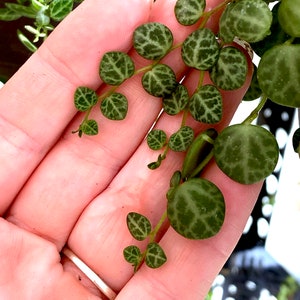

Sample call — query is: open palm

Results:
[0,0,261,299]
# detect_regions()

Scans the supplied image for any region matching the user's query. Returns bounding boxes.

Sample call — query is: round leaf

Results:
[167,178,225,239]
[74,86,98,112]
[80,119,98,136]
[278,0,300,38]
[133,22,173,60]
[163,84,189,115]
[147,129,167,150]
[142,64,177,98]
[214,124,279,184]
[189,85,222,124]
[123,245,142,264]
[168,126,194,152]
[182,28,220,71]
[223,0,272,43]
[100,92,128,120]
[126,212,152,241]
[257,44,300,108]
[145,243,167,269]
[99,51,135,86]
[210,46,248,90]
[174,0,206,25]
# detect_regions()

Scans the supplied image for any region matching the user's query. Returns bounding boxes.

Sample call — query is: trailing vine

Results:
[71,0,300,271]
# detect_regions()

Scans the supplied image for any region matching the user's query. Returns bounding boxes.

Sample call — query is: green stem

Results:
[149,210,168,242]
[199,0,233,29]
[134,64,155,76]
[197,70,205,91]
[242,94,268,125]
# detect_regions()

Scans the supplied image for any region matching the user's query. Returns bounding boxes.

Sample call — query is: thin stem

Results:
[199,0,233,29]
[242,94,268,125]
[149,210,168,243]
[134,64,155,76]
[197,70,205,91]
[97,85,118,101]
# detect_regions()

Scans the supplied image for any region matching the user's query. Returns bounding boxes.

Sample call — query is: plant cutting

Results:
[70,0,300,271]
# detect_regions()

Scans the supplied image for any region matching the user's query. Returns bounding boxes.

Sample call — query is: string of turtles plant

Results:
[72,0,300,271]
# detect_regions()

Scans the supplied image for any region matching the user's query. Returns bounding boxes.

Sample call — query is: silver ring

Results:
[62,247,117,300]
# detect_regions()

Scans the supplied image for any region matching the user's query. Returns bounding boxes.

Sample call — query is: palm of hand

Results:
[0,0,261,299]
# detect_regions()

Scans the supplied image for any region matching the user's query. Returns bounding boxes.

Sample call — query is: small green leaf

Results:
[123,245,142,272]
[145,243,167,268]
[142,64,177,98]
[80,119,98,136]
[74,87,98,112]
[49,0,73,21]
[133,22,173,60]
[123,245,142,263]
[147,154,166,170]
[100,93,128,120]
[170,170,182,188]
[181,28,220,71]
[243,65,262,101]
[147,129,167,150]
[214,124,279,184]
[292,128,300,156]
[123,245,142,264]
[17,30,37,52]
[4,3,36,18]
[0,8,21,21]
[174,0,206,25]
[168,126,194,152]
[189,85,222,124]
[163,84,189,115]
[31,0,46,11]
[167,178,225,239]
[210,46,248,90]
[99,51,135,86]
[127,212,152,241]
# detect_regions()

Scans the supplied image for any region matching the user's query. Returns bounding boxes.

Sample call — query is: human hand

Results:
[0,0,262,298]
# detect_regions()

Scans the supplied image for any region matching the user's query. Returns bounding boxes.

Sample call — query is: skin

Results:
[0,0,262,299]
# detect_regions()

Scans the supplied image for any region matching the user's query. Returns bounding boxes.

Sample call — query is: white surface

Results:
[265,111,300,282]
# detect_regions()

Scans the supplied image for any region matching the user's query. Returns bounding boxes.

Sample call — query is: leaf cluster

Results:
[70,0,298,272]
[0,0,82,52]
[124,212,167,271]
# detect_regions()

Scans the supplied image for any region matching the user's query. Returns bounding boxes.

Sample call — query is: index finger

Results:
[0,0,152,211]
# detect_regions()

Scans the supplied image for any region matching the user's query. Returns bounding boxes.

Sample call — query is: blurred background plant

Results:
[0,0,83,81]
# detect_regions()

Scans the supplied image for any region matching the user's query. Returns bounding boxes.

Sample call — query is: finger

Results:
[0,218,101,299]
[5,0,199,248]
[0,0,151,212]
